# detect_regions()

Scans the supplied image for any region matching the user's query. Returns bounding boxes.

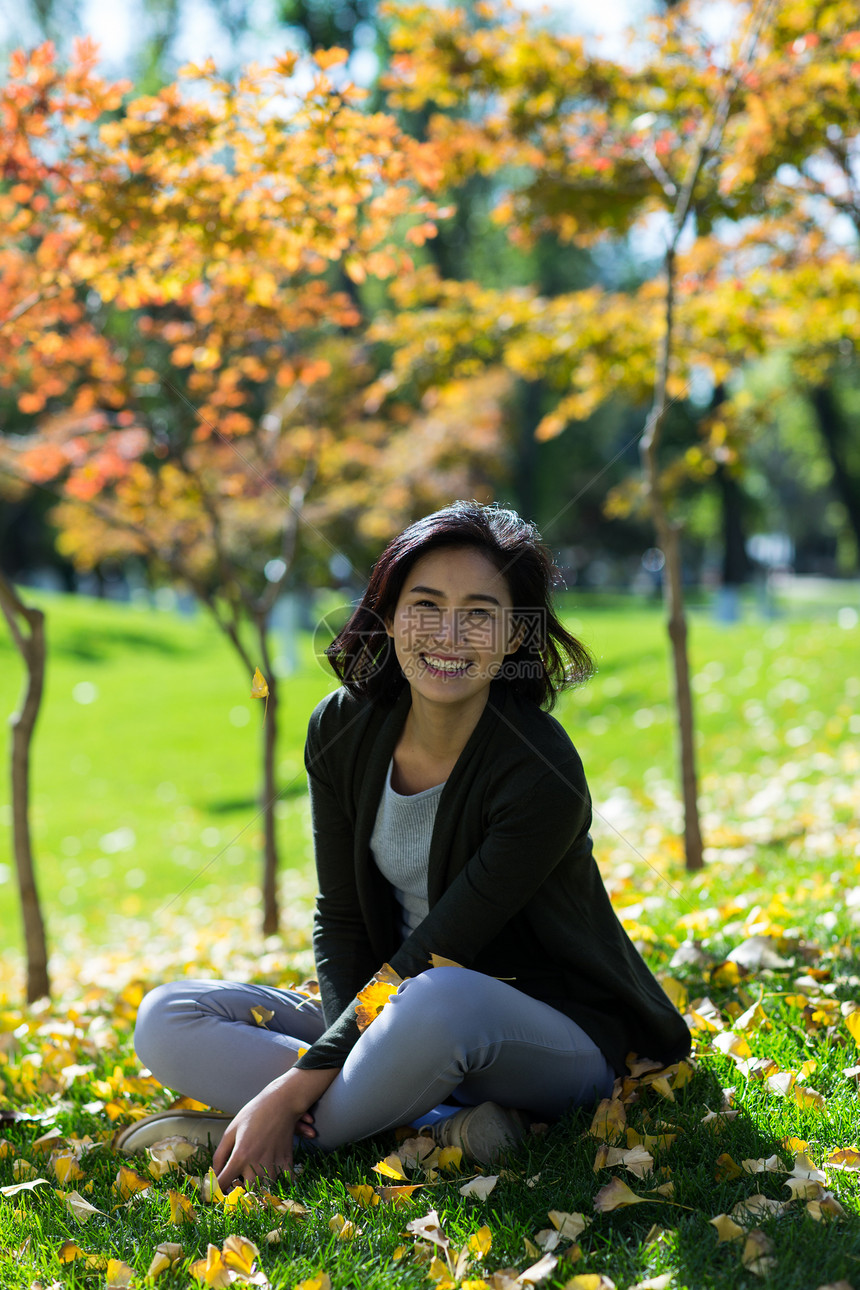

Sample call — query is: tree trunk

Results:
[639,245,704,873]
[809,383,860,569]
[0,569,50,1000]
[660,523,704,871]
[256,616,279,936]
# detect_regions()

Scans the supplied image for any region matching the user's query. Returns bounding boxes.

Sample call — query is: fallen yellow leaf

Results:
[146,1242,183,1279]
[355,964,403,1032]
[222,1233,261,1275]
[294,1276,331,1290]
[190,1242,232,1288]
[58,1239,86,1262]
[168,1189,196,1224]
[106,1258,136,1289]
[65,1190,105,1223]
[347,1184,381,1208]
[593,1177,654,1212]
[373,1153,408,1181]
[589,1098,626,1143]
[548,1210,590,1239]
[710,1213,745,1243]
[793,1085,827,1112]
[114,1166,151,1201]
[468,1226,492,1258]
[459,1175,498,1199]
[558,1273,614,1289]
[741,1229,776,1276]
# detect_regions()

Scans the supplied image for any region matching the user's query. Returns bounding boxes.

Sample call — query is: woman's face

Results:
[385,546,523,706]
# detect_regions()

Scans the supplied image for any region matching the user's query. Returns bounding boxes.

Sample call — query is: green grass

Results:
[0,587,859,1290]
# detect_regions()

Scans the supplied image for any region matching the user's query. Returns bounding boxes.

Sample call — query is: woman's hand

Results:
[213,1066,339,1189]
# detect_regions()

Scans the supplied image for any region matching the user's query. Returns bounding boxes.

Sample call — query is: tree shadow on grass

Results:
[53,624,197,662]
[203,781,307,814]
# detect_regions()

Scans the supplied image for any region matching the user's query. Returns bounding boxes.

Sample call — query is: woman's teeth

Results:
[423,655,470,674]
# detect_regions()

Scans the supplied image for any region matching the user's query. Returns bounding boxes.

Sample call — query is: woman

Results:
[125,501,690,1185]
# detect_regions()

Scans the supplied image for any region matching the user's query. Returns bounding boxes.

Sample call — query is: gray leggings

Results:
[134,966,615,1152]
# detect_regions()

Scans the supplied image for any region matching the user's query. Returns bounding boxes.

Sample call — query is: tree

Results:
[0,39,511,940]
[366,0,860,870]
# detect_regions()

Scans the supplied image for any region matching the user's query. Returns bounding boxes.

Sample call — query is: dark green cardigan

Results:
[294,677,691,1077]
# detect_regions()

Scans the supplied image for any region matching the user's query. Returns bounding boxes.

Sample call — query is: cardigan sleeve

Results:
[295,749,592,1071]
[293,697,378,1070]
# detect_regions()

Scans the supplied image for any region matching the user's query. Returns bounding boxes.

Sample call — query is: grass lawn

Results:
[0,585,859,1289]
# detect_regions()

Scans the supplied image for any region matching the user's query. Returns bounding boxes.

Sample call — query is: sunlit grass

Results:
[0,574,858,1290]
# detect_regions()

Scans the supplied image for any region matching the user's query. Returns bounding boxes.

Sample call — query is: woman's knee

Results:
[133,981,196,1072]
[385,967,493,1045]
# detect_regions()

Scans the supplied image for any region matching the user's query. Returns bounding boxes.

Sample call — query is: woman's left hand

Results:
[213,1065,339,1189]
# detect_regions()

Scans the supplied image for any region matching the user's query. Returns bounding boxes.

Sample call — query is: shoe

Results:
[113,1109,233,1155]
[432,1102,529,1166]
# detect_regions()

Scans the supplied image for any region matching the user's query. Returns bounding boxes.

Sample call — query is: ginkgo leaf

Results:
[106,1259,136,1289]
[146,1242,183,1279]
[516,1252,558,1284]
[377,1184,425,1205]
[250,1006,275,1028]
[824,1147,860,1172]
[429,953,466,969]
[710,1213,745,1243]
[58,1239,86,1262]
[190,1243,232,1288]
[731,1193,786,1222]
[459,1175,498,1199]
[741,1229,776,1276]
[223,1233,261,1273]
[844,1009,860,1045]
[259,1191,309,1212]
[373,1153,408,1181]
[563,1277,616,1290]
[65,1189,105,1222]
[0,1176,51,1197]
[169,1189,196,1223]
[806,1194,846,1221]
[548,1210,590,1238]
[793,1085,827,1111]
[766,1071,796,1097]
[114,1165,151,1200]
[468,1226,492,1258]
[355,964,403,1032]
[629,1277,672,1290]
[438,1146,463,1172]
[589,1098,626,1143]
[294,1276,331,1290]
[734,1001,771,1032]
[406,1208,450,1251]
[250,667,269,698]
[741,1155,782,1174]
[593,1144,654,1178]
[593,1178,655,1212]
[714,1153,743,1181]
[347,1184,381,1207]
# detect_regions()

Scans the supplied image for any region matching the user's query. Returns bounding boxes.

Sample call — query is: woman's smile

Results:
[419,653,475,678]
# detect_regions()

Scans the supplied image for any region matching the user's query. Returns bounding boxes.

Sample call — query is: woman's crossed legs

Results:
[134,966,615,1152]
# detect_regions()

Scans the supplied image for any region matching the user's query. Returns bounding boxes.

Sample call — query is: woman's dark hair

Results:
[325,500,594,711]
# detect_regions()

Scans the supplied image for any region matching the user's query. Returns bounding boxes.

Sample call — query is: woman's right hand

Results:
[212,1065,339,1188]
